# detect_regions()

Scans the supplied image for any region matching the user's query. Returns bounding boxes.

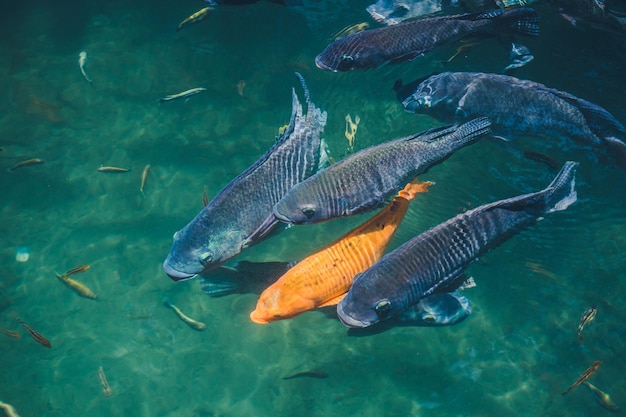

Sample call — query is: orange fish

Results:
[250,180,432,324]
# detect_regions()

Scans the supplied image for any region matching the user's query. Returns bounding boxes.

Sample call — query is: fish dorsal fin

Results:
[397,179,434,201]
[404,124,458,143]
[318,293,346,307]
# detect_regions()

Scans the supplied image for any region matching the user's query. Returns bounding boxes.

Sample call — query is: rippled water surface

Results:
[1,1,625,416]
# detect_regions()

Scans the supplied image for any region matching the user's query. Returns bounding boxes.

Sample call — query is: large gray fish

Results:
[551,0,626,32]
[273,117,491,225]
[400,71,626,165]
[337,161,579,328]
[163,75,327,281]
[315,7,539,72]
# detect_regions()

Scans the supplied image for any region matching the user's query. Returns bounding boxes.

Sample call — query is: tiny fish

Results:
[78,51,93,86]
[0,401,21,417]
[202,187,209,207]
[0,328,21,339]
[64,264,90,276]
[15,317,52,348]
[140,164,151,194]
[282,370,328,380]
[163,299,206,331]
[98,366,113,397]
[55,272,97,299]
[9,158,45,171]
[158,88,207,104]
[562,360,602,395]
[98,166,131,173]
[583,381,619,412]
[577,305,597,341]
[176,7,213,32]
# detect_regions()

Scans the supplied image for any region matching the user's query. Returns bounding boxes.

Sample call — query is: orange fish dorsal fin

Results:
[318,293,347,307]
[397,179,434,201]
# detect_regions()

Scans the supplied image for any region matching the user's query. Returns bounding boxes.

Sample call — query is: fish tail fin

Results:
[452,116,493,147]
[479,7,540,37]
[398,179,434,201]
[542,161,579,213]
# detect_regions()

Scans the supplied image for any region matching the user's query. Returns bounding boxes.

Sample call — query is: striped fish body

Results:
[249,181,431,324]
[273,117,490,225]
[315,8,540,71]
[401,72,626,164]
[338,161,579,328]
[163,81,327,281]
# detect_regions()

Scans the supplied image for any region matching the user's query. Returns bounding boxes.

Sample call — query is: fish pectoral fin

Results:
[390,50,424,64]
[318,293,346,307]
[243,216,280,249]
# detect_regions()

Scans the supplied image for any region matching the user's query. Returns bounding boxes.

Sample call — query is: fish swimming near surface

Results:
[315,7,539,71]
[98,366,113,397]
[140,164,151,194]
[282,370,329,379]
[273,117,490,225]
[158,88,207,103]
[163,74,328,281]
[0,401,21,417]
[337,161,579,328]
[400,71,626,166]
[583,381,620,412]
[250,181,432,324]
[577,305,597,341]
[562,360,602,395]
[177,7,213,31]
[78,51,93,86]
[163,298,206,331]
[98,166,131,173]
[55,271,97,299]
[16,317,52,348]
[8,158,45,171]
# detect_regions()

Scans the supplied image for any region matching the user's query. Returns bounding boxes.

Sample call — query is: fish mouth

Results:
[162,261,197,282]
[314,55,336,72]
[249,310,269,324]
[336,302,370,328]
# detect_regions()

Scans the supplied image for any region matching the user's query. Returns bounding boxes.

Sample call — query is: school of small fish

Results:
[3,0,624,413]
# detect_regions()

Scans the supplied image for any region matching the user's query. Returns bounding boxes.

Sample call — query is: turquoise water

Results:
[1,1,625,416]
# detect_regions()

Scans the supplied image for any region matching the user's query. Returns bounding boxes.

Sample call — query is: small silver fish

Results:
[158,88,207,103]
[78,51,93,85]
[577,305,597,341]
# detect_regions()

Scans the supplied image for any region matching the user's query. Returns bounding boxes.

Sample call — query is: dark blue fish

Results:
[273,117,491,225]
[315,8,539,72]
[163,75,327,281]
[337,161,579,328]
[401,72,626,165]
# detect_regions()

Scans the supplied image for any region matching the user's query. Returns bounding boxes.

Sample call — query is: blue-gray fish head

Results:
[337,272,404,328]
[315,36,386,72]
[163,221,241,282]
[273,184,334,225]
[401,72,464,115]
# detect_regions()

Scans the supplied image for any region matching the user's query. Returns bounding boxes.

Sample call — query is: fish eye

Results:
[337,55,355,71]
[199,252,213,265]
[423,314,436,323]
[341,54,354,62]
[301,207,316,219]
[374,299,391,319]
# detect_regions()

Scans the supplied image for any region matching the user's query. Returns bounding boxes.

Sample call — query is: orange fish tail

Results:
[397,179,433,201]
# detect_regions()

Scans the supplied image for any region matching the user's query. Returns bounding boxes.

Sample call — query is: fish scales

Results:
[274,118,490,225]
[163,80,327,281]
[401,71,626,164]
[316,8,539,71]
[338,161,579,327]
[250,182,430,324]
